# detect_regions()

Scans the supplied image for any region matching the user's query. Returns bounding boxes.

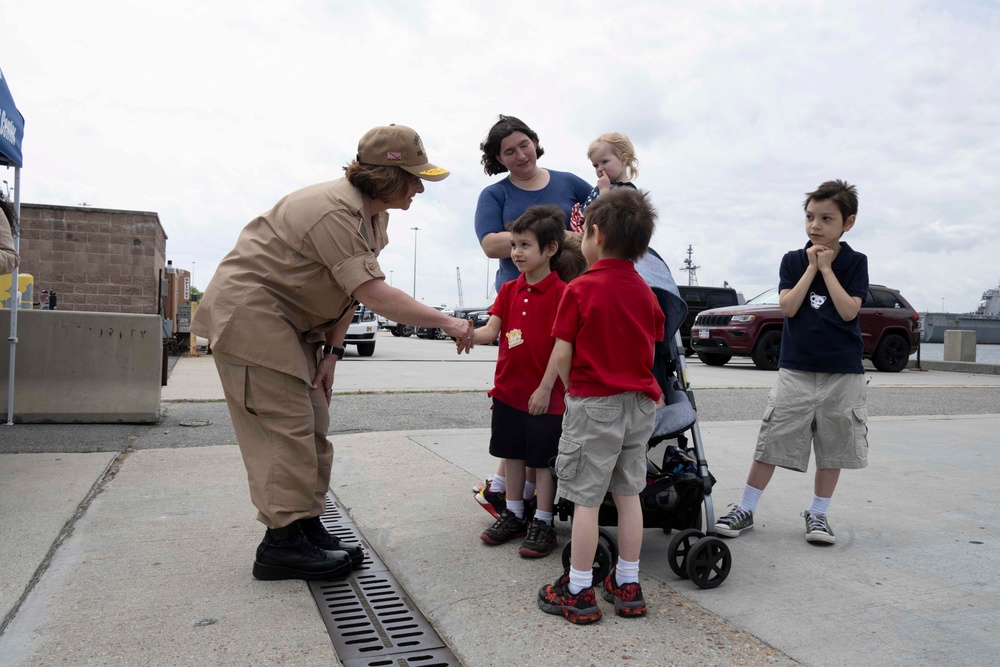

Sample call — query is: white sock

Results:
[522,480,536,500]
[568,566,592,595]
[534,510,553,524]
[616,558,640,584]
[739,484,764,512]
[489,475,506,493]
[506,499,524,520]
[807,495,831,516]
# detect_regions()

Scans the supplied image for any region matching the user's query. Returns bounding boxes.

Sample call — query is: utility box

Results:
[176,304,191,334]
[162,261,191,336]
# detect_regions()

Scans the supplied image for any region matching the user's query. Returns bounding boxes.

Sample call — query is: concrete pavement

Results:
[1,332,999,666]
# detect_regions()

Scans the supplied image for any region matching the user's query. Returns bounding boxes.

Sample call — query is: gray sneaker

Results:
[715,504,754,538]
[802,511,835,544]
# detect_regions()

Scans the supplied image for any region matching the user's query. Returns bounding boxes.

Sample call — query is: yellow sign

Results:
[0,272,33,309]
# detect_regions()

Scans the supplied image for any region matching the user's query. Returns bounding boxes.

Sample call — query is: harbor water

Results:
[910,342,1000,364]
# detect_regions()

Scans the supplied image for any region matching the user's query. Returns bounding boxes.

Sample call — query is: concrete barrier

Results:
[1,310,162,423]
[906,358,1000,375]
[943,329,976,362]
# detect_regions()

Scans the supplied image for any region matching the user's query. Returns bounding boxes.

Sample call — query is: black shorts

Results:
[489,398,562,469]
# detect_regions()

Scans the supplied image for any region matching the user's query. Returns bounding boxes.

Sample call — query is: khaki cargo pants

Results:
[213,349,331,529]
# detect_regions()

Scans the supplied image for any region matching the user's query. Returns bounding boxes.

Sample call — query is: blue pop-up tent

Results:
[1,65,26,425]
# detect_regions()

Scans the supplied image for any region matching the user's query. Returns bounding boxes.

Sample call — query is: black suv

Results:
[677,285,742,355]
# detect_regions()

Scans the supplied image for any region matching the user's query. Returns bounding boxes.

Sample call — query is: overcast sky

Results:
[3,0,999,314]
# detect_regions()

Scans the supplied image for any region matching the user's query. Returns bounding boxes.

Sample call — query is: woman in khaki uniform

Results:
[193,125,474,581]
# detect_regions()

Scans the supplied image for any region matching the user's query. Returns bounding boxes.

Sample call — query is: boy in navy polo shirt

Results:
[537,188,663,624]
[468,205,576,558]
[715,180,869,545]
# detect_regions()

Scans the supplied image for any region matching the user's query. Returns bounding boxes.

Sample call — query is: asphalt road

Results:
[3,385,999,454]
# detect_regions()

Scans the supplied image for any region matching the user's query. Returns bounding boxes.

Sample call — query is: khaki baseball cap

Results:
[357,124,449,181]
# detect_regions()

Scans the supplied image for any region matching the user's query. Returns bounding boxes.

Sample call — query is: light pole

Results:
[389,270,394,287]
[410,227,420,299]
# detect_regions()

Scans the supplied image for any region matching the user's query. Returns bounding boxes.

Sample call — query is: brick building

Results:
[16,203,167,314]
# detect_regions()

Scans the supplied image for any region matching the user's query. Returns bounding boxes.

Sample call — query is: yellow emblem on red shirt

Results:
[506,328,523,349]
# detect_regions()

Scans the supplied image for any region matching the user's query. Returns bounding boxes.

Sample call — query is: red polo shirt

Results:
[552,258,664,401]
[488,271,567,414]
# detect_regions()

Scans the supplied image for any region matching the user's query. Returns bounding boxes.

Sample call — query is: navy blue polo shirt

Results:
[777,242,869,374]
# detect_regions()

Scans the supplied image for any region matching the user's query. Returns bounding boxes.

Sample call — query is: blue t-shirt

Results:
[777,241,869,374]
[474,169,591,290]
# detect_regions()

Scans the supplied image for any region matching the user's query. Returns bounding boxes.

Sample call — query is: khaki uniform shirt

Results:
[192,178,388,383]
[0,211,18,275]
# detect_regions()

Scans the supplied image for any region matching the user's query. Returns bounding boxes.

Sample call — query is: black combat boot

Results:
[252,522,352,581]
[298,516,366,568]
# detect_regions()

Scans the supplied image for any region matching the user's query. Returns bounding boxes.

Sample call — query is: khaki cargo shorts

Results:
[755,369,868,472]
[555,392,656,507]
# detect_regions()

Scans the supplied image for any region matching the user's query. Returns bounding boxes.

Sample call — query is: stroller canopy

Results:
[636,248,687,343]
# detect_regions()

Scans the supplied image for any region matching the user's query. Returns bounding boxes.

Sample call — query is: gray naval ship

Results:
[921,282,1000,344]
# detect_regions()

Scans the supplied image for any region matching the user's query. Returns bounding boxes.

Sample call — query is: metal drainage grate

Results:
[309,493,461,667]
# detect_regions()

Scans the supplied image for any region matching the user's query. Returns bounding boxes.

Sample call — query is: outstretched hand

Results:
[446,317,475,354]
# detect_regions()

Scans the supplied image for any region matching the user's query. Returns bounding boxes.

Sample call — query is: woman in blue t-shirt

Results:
[474,115,591,291]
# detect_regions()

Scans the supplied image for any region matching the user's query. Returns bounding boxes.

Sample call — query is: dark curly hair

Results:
[479,115,545,176]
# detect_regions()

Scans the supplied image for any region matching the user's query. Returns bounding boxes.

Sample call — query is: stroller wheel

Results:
[561,539,614,586]
[597,528,619,565]
[685,536,732,589]
[667,528,703,579]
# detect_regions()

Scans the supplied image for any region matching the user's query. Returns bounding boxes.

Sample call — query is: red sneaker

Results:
[602,567,647,617]
[537,572,602,625]
[474,487,506,519]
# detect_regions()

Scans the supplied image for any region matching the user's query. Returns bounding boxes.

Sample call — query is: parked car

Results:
[677,285,742,355]
[690,284,920,372]
[451,305,497,343]
[452,305,493,329]
[345,305,378,356]
[383,317,414,337]
[416,306,455,339]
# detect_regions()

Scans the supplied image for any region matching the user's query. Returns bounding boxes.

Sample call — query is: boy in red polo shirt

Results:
[467,205,575,558]
[537,188,663,624]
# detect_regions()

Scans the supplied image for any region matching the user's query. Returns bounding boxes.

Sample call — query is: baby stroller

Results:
[554,249,732,590]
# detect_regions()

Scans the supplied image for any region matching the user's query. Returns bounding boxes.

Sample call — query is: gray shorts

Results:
[755,369,869,472]
[555,392,656,507]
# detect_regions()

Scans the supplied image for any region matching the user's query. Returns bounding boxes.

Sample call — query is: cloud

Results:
[2,0,999,317]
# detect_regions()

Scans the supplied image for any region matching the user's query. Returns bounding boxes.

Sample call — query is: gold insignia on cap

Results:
[418,167,449,177]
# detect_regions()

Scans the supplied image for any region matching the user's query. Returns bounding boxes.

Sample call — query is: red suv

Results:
[690,285,921,372]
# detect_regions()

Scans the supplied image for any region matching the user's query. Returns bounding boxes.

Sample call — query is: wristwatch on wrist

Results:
[322,344,345,360]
